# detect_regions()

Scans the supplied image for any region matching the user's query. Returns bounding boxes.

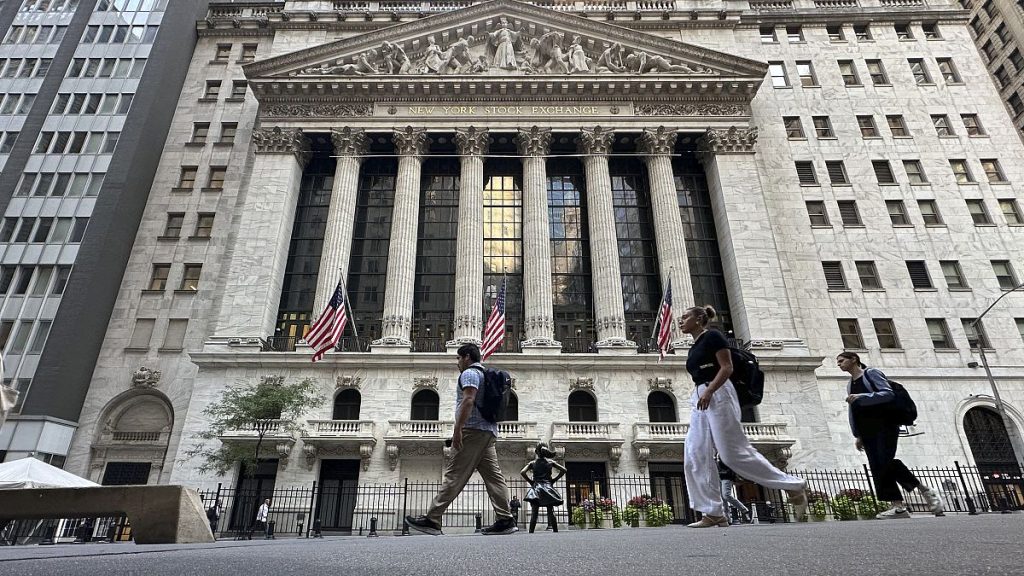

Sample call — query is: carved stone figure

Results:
[567,35,591,73]
[625,50,694,74]
[530,31,569,74]
[442,36,474,73]
[355,50,378,74]
[597,43,625,73]
[423,37,444,74]
[380,41,411,74]
[487,18,522,70]
[308,60,363,75]
[132,366,161,388]
[470,54,490,74]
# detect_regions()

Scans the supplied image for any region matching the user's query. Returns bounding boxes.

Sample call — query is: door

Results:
[230,459,278,531]
[565,461,607,526]
[316,459,361,533]
[649,463,693,524]
[101,462,151,485]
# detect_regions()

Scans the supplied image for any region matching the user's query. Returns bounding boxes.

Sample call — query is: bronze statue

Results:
[520,442,567,533]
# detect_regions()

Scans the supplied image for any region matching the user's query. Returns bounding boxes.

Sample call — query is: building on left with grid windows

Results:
[0,0,216,478]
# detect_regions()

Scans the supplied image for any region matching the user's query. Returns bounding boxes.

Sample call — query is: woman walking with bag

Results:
[680,305,807,528]
[838,351,944,518]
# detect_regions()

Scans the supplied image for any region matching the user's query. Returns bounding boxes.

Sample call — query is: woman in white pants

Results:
[680,305,807,528]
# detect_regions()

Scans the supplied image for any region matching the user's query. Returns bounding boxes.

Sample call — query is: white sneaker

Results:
[875,506,911,520]
[919,486,945,516]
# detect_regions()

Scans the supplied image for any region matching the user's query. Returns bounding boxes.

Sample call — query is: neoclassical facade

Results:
[64,0,1024,520]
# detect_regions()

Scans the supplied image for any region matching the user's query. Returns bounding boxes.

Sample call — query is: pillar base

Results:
[371,337,412,354]
[596,339,637,355]
[670,338,694,352]
[521,339,562,355]
[446,337,482,353]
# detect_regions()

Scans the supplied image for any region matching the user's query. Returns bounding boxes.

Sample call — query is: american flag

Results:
[306,281,348,362]
[655,279,673,361]
[481,279,507,361]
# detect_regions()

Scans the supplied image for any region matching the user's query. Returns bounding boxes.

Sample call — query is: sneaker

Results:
[687,515,729,528]
[875,506,911,520]
[919,486,945,517]
[481,516,518,535]
[786,487,808,522]
[405,515,442,535]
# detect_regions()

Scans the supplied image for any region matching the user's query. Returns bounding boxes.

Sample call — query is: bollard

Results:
[474,512,483,533]
[750,503,759,525]
[964,494,978,515]
[368,517,379,537]
[312,518,323,538]
[266,520,276,539]
[765,501,776,524]
[402,517,410,536]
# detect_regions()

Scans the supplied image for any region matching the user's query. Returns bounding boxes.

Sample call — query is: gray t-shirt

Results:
[456,363,499,437]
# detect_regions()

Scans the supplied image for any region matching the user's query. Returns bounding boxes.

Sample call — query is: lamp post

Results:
[970,280,1024,457]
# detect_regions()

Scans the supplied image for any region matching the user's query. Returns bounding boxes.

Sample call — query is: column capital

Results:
[253,127,311,166]
[514,126,552,157]
[393,126,430,157]
[577,126,614,156]
[454,126,490,156]
[697,126,758,155]
[331,127,369,157]
[638,126,677,156]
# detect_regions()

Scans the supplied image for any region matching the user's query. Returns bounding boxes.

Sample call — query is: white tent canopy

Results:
[0,457,99,489]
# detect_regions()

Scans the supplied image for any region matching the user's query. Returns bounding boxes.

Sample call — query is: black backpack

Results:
[470,366,512,423]
[865,369,918,426]
[729,347,765,407]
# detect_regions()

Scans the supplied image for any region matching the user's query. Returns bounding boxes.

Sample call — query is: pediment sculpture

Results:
[131,366,161,388]
[294,17,712,77]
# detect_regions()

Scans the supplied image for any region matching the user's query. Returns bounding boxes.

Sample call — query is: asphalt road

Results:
[1,514,1022,576]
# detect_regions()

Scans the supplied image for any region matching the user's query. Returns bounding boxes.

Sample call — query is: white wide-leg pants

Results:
[684,381,805,517]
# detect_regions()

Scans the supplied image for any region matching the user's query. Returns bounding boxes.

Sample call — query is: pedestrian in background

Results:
[718,458,750,524]
[251,498,270,539]
[838,352,944,519]
[206,499,222,539]
[509,495,522,524]
[679,305,807,528]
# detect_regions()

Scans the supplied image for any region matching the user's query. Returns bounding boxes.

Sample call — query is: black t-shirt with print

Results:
[685,329,730,385]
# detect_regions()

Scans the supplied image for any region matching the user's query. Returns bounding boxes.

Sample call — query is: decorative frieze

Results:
[648,377,673,391]
[413,377,438,392]
[261,375,285,387]
[336,376,361,389]
[330,127,369,157]
[697,126,758,155]
[514,126,552,157]
[454,126,490,156]
[638,126,677,156]
[577,126,614,155]
[261,103,373,118]
[569,377,594,391]
[252,127,311,166]
[131,367,161,389]
[635,103,747,117]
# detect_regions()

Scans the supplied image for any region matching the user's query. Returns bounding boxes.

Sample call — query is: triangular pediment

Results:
[244,0,766,83]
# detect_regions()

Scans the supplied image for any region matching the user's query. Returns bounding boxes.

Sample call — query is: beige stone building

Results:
[64,0,1024,525]
[961,0,1024,140]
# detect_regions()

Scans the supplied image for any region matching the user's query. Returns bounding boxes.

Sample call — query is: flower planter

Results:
[809,514,827,522]
[857,513,875,521]
[599,517,614,530]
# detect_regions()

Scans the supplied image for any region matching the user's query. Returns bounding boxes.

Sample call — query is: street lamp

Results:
[970,280,1024,458]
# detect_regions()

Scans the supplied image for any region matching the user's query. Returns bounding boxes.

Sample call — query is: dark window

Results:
[967,199,992,225]
[826,161,848,184]
[612,157,661,343]
[101,462,151,486]
[907,261,934,289]
[647,391,677,423]
[795,161,817,185]
[483,160,525,352]
[941,261,969,289]
[873,319,901,349]
[873,160,897,184]
[806,201,829,226]
[926,318,953,349]
[568,390,598,422]
[822,261,848,290]
[411,389,440,420]
[856,261,883,290]
[783,116,804,138]
[992,260,1018,289]
[961,318,990,349]
[919,200,943,225]
[858,115,879,138]
[504,392,519,421]
[838,318,865,349]
[837,200,862,226]
[413,158,459,350]
[886,200,910,225]
[813,116,834,138]
[332,389,361,420]
[548,158,594,349]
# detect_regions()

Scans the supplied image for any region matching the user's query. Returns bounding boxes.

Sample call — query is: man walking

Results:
[405,343,518,535]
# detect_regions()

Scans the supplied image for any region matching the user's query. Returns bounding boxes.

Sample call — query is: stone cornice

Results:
[740,7,969,26]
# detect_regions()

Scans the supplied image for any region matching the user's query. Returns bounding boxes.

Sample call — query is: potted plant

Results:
[626,496,649,527]
[571,504,588,529]
[621,504,641,528]
[597,498,616,529]
[831,495,858,521]
[806,491,830,522]
[645,502,674,527]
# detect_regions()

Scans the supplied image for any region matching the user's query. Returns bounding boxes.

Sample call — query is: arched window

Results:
[332,389,361,420]
[503,392,519,421]
[410,389,440,421]
[647,391,677,423]
[964,406,1021,472]
[568,390,597,422]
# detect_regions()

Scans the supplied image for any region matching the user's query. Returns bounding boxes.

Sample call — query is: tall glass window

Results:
[346,157,397,347]
[275,151,333,348]
[412,157,459,351]
[482,159,524,352]
[674,153,732,333]
[610,157,660,349]
[547,158,593,352]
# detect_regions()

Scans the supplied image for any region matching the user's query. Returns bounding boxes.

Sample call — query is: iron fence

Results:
[1,516,128,546]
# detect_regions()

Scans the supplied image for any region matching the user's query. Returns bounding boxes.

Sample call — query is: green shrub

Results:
[831,495,858,520]
[857,495,884,517]
[809,499,829,520]
[645,504,674,527]
[621,505,641,527]
[571,506,587,528]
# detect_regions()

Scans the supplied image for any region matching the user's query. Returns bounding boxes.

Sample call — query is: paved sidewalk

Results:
[1,513,1021,575]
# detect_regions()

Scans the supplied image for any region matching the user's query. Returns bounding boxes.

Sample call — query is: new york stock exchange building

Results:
[67,0,1024,528]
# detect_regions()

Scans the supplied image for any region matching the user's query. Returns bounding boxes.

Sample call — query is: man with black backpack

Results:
[405,343,518,535]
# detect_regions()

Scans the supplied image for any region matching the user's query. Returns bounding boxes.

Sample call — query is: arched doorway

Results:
[964,407,1024,510]
[410,389,439,420]
[567,390,597,422]
[647,391,677,423]
[332,389,361,420]
[92,392,174,485]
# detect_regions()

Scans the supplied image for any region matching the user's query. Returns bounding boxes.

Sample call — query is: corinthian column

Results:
[312,127,369,318]
[210,127,310,346]
[639,126,694,323]
[514,126,560,353]
[372,127,429,352]
[579,127,635,353]
[448,127,490,350]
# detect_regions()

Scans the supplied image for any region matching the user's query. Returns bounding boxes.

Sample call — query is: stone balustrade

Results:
[496,421,539,439]
[386,420,455,439]
[220,419,292,440]
[307,419,376,437]
[550,421,624,441]
[633,421,793,444]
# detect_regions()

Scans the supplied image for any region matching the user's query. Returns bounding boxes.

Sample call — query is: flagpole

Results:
[650,267,674,342]
[337,268,360,351]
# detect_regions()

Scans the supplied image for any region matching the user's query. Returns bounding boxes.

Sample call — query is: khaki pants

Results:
[426,428,512,524]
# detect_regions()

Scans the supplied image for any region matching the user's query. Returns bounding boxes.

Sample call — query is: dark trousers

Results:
[862,426,920,502]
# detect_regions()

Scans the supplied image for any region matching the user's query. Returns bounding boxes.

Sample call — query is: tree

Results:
[185,377,324,476]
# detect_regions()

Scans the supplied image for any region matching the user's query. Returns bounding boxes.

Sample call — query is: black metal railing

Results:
[263,336,372,353]
[560,337,597,354]
[411,337,448,353]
